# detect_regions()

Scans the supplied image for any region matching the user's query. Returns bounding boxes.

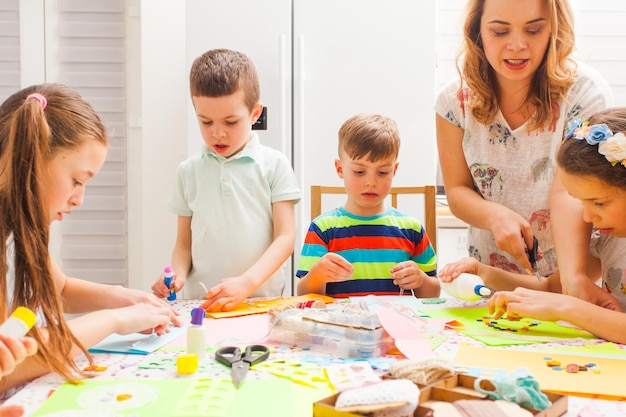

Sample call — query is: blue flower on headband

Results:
[564,117,583,140]
[564,117,613,145]
[585,124,613,145]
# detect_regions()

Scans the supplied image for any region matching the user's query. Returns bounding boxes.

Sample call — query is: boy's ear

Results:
[251,103,264,124]
[334,159,344,178]
[393,161,399,175]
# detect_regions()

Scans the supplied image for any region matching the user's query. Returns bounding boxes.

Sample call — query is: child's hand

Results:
[0,404,27,417]
[0,335,37,377]
[390,261,429,291]
[202,276,252,312]
[112,303,183,336]
[310,253,353,284]
[437,258,485,283]
[151,273,185,299]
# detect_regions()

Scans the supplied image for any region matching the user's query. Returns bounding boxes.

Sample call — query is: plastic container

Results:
[187,308,206,360]
[0,306,37,338]
[268,304,392,358]
[163,266,176,301]
[440,272,492,302]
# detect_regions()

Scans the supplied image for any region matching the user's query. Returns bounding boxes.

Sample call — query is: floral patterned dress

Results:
[435,62,612,275]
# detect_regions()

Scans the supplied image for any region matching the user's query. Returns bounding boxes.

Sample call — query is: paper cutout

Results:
[88,325,188,354]
[302,354,397,374]
[422,307,596,346]
[377,306,433,359]
[254,358,332,390]
[203,294,336,319]
[324,362,381,391]
[453,344,626,400]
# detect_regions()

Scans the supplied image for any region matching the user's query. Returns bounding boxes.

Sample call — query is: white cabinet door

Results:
[185,1,436,295]
[292,0,437,224]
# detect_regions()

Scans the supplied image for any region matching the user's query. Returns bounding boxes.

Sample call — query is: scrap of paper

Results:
[203,293,336,319]
[422,307,596,346]
[453,343,626,400]
[254,358,332,390]
[324,362,381,391]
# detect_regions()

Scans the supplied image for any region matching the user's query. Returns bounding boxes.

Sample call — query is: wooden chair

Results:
[310,185,437,251]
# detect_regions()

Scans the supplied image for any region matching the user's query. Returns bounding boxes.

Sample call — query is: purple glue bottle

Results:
[163,266,176,301]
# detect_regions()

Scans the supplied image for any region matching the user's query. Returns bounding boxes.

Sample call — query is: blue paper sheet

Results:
[88,325,187,354]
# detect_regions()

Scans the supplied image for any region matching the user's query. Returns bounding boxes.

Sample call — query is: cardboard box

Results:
[313,374,568,417]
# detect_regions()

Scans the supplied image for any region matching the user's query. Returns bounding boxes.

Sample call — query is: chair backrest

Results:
[310,185,437,251]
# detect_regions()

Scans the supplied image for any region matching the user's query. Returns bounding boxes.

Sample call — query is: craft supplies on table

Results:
[268,302,394,358]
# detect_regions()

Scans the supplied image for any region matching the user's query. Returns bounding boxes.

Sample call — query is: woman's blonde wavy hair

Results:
[457,0,576,131]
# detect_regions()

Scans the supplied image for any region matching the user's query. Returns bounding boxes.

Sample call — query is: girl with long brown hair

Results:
[0,84,181,401]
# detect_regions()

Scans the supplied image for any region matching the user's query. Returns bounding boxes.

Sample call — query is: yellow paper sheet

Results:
[453,343,626,400]
[203,294,336,318]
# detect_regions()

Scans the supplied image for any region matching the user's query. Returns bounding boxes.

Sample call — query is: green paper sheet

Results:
[31,377,312,417]
[421,307,597,346]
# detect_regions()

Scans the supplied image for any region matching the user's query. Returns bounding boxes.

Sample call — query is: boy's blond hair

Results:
[338,113,400,162]
[189,49,260,111]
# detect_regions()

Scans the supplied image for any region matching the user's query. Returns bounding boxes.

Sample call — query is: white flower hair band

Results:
[564,117,626,168]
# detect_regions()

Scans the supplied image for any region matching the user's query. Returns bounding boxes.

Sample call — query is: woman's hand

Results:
[488,205,535,273]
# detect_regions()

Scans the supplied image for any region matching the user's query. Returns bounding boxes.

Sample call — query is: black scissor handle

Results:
[215,346,242,367]
[241,344,269,366]
[528,236,539,266]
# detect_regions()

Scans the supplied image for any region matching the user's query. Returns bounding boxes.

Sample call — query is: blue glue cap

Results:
[191,308,205,325]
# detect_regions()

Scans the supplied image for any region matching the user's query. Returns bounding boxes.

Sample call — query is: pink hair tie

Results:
[25,93,47,110]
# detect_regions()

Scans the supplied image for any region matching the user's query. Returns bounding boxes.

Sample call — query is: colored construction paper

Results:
[377,305,433,359]
[255,358,332,390]
[528,342,626,358]
[31,377,321,417]
[202,293,336,318]
[422,307,596,346]
[161,313,271,349]
[453,343,626,400]
[88,325,188,355]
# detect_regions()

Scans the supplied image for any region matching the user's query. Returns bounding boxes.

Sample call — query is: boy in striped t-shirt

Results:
[296,113,439,298]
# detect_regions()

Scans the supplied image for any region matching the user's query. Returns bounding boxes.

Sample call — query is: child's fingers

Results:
[20,337,37,356]
[0,404,25,417]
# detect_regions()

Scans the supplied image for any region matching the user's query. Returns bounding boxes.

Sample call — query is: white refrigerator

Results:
[186,0,438,294]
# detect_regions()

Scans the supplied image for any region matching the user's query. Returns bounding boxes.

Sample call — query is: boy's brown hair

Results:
[189,49,260,111]
[338,113,400,162]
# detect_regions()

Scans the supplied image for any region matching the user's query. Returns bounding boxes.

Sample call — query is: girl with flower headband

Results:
[435,0,617,310]
[484,107,626,343]
[0,84,183,406]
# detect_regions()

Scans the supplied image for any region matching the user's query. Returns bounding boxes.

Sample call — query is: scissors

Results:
[528,236,542,282]
[215,344,270,388]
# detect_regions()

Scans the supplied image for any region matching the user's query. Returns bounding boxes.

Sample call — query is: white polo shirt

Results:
[168,133,301,299]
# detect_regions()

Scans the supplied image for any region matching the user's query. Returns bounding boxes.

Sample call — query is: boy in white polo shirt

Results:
[151,49,300,311]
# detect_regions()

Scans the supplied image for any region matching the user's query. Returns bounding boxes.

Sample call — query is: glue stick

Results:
[163,266,176,301]
[440,273,492,302]
[0,307,37,338]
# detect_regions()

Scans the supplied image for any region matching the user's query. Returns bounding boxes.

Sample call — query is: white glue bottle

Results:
[0,306,37,338]
[440,273,492,302]
[187,307,206,360]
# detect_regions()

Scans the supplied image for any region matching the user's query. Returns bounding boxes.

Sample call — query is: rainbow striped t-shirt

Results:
[296,206,437,298]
